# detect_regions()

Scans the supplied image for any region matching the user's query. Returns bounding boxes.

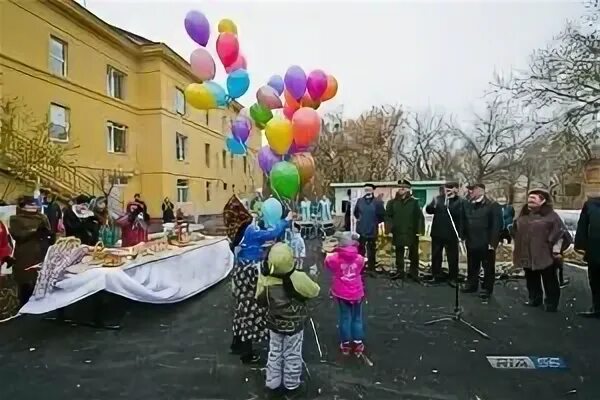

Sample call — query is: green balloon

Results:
[250,103,273,126]
[269,161,300,199]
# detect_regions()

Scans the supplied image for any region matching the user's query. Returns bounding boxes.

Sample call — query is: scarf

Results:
[223,194,252,243]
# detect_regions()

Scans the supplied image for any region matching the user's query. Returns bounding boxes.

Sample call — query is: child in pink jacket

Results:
[324,231,366,356]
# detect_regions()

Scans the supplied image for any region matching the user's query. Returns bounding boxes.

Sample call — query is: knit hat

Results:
[267,242,294,275]
[334,231,360,247]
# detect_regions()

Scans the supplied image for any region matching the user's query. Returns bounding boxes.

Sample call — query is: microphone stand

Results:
[424,194,490,340]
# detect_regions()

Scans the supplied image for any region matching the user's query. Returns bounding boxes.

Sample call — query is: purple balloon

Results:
[284,65,307,100]
[184,10,210,47]
[232,117,251,143]
[307,69,328,101]
[267,75,285,95]
[258,146,280,174]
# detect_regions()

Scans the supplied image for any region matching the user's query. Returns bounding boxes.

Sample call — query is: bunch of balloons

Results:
[244,66,338,201]
[183,10,252,155]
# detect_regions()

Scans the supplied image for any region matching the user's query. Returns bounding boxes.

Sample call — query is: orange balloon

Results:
[321,75,338,101]
[291,152,315,185]
[292,107,321,147]
[301,93,321,109]
[284,89,301,109]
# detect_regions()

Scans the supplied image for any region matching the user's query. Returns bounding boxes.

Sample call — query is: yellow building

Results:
[0,0,262,217]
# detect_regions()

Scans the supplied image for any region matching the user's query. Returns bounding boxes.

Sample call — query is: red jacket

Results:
[0,221,13,260]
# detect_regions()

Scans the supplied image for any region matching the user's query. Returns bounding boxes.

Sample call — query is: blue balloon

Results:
[227,69,250,99]
[261,197,283,228]
[225,135,247,155]
[204,81,228,107]
[267,75,285,96]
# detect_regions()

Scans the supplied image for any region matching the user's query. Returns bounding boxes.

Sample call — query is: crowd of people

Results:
[0,190,152,309]
[219,180,600,396]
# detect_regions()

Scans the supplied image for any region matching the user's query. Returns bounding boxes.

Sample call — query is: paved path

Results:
[1,242,599,400]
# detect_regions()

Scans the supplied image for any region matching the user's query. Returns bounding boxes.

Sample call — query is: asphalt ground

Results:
[1,241,599,400]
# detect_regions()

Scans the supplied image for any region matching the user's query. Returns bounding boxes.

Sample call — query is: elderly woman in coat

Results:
[512,189,566,312]
[9,196,52,306]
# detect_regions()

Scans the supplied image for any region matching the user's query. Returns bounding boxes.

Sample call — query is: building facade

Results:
[0,0,262,217]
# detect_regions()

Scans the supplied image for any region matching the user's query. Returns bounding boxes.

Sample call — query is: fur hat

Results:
[528,188,552,204]
[397,179,412,188]
[334,231,360,247]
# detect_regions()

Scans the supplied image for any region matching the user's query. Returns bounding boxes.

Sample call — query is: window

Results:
[107,122,127,153]
[204,111,209,126]
[107,66,126,99]
[206,181,212,202]
[176,133,188,161]
[109,176,128,186]
[222,150,227,168]
[204,143,211,167]
[176,179,189,203]
[48,103,69,141]
[175,88,185,115]
[49,36,67,77]
[230,154,234,169]
[223,182,228,191]
[243,156,247,173]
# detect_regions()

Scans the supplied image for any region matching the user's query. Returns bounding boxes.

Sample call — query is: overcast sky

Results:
[79,0,584,120]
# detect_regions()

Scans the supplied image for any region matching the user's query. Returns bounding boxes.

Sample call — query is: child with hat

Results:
[256,242,320,396]
[325,231,367,356]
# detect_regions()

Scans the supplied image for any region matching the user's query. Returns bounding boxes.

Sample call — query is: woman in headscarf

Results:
[223,194,292,364]
[512,189,566,312]
[9,196,52,306]
[63,195,98,245]
[91,197,120,248]
[118,200,149,247]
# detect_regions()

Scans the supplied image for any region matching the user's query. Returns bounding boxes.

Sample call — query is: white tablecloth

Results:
[19,238,233,315]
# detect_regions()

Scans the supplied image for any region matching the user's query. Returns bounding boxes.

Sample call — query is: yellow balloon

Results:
[265,118,293,155]
[185,83,216,110]
[218,19,238,35]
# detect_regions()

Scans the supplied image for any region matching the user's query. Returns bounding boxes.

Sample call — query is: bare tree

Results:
[395,112,460,180]
[449,94,535,183]
[507,18,600,128]
[313,105,404,195]
[0,99,77,198]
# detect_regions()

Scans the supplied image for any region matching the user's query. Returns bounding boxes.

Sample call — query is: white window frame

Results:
[48,103,70,142]
[109,176,129,186]
[176,133,188,161]
[175,88,186,115]
[176,179,189,203]
[49,36,67,77]
[206,181,212,202]
[107,122,127,154]
[107,66,126,99]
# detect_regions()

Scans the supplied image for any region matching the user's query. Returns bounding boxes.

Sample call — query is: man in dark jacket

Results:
[354,183,385,273]
[425,181,465,285]
[461,183,501,299]
[574,196,600,318]
[385,180,425,282]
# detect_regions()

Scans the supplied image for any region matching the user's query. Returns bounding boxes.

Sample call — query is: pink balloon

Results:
[190,48,216,81]
[283,103,298,120]
[307,69,328,101]
[225,53,247,73]
[216,33,239,68]
[257,86,283,110]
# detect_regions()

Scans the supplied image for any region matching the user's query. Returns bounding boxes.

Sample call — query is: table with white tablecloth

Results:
[19,237,233,315]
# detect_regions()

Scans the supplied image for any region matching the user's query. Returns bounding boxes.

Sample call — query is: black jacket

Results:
[425,195,466,241]
[575,197,600,264]
[44,201,62,234]
[463,197,501,250]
